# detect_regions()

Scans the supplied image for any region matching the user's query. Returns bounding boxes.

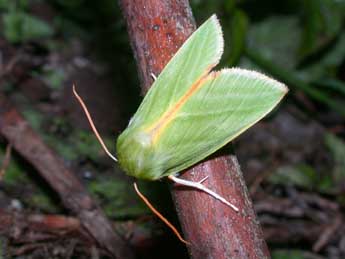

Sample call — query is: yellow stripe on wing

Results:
[146,68,219,145]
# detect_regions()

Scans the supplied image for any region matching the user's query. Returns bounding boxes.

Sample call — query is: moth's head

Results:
[116,129,165,181]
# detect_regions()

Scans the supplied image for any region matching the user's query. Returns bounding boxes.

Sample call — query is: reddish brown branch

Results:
[0,94,133,258]
[119,0,269,258]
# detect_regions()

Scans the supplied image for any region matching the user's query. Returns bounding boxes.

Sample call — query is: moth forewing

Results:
[123,15,224,132]
[154,68,288,177]
[117,15,225,180]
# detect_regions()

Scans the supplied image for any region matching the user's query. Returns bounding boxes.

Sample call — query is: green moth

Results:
[73,14,288,241]
[116,15,288,181]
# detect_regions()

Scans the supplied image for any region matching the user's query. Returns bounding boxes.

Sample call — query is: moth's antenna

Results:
[72,85,117,162]
[133,182,190,245]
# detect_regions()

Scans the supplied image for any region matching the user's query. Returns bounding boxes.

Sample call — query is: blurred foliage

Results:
[28,189,60,212]
[87,178,148,219]
[87,175,173,220]
[325,133,345,185]
[3,11,53,43]
[0,0,54,43]
[269,165,318,190]
[227,9,248,66]
[299,0,345,58]
[269,164,334,193]
[269,132,345,196]
[0,237,7,259]
[39,68,65,90]
[0,145,61,213]
[21,107,115,161]
[0,147,29,186]
[271,249,305,259]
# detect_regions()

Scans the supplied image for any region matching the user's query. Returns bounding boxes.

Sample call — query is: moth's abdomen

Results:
[116,129,165,180]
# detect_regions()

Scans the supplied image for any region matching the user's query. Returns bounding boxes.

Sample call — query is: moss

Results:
[272,249,305,259]
[1,148,30,185]
[88,178,149,218]
[28,191,60,213]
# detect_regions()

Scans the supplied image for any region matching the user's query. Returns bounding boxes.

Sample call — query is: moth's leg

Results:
[73,85,117,162]
[168,175,239,212]
[150,73,157,81]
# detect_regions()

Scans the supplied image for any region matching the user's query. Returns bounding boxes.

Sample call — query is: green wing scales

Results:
[128,14,223,129]
[157,68,287,177]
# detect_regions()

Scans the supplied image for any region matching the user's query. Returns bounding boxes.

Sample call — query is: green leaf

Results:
[299,0,345,58]
[298,33,345,82]
[269,163,335,193]
[325,133,345,183]
[1,152,29,185]
[269,165,316,189]
[226,9,248,66]
[29,191,60,213]
[314,78,345,97]
[88,178,165,218]
[41,69,65,90]
[3,11,54,43]
[272,249,305,259]
[88,178,148,218]
[246,16,301,69]
[117,15,287,180]
[0,0,8,9]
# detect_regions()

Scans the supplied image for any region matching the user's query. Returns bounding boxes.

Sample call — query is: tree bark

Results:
[119,0,270,258]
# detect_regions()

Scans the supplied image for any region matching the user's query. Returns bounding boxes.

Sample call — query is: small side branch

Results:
[168,175,239,212]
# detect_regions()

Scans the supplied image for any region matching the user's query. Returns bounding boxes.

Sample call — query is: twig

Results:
[313,214,342,252]
[14,243,46,256]
[0,53,22,79]
[168,175,239,211]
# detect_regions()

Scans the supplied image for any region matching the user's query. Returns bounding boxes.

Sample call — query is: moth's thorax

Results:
[116,128,165,181]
